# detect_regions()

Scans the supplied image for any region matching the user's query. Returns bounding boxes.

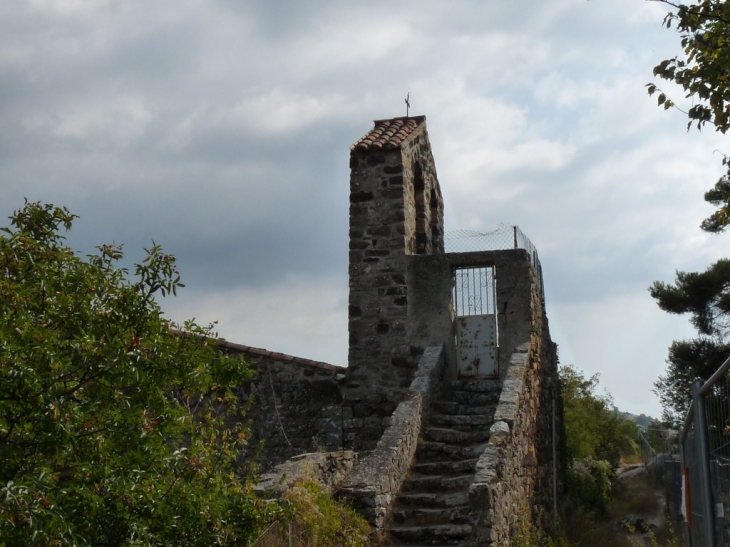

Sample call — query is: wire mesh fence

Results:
[251,521,287,547]
[638,431,661,487]
[445,224,536,255]
[684,414,712,546]
[445,224,544,303]
[703,376,730,544]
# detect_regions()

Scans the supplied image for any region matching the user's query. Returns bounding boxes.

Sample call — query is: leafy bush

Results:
[284,481,371,547]
[512,508,570,547]
[0,202,277,546]
[560,366,639,469]
[565,458,614,516]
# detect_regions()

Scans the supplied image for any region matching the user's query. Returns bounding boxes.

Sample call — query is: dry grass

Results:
[610,473,661,517]
[283,480,372,547]
[563,508,636,547]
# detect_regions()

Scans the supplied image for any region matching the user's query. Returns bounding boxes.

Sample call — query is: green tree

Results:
[648,0,730,232]
[647,0,730,424]
[560,365,638,469]
[561,366,639,516]
[649,260,730,423]
[0,202,274,546]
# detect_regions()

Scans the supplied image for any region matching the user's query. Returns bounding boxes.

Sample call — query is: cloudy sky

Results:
[2,0,728,418]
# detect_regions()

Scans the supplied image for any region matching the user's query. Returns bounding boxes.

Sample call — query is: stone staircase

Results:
[383,379,502,546]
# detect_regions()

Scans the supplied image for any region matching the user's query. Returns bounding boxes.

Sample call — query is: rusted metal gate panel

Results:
[453,266,497,378]
[456,314,497,377]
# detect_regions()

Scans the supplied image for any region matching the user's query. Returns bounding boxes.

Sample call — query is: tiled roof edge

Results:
[169,328,345,373]
[350,115,426,152]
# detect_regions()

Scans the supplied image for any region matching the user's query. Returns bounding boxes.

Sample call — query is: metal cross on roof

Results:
[405,92,410,117]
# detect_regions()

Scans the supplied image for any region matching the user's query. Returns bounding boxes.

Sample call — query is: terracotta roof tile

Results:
[351,115,426,151]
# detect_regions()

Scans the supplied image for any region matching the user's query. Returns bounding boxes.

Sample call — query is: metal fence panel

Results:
[681,358,730,546]
[684,416,711,546]
[445,225,544,303]
[665,457,683,522]
[702,376,730,544]
[252,521,287,547]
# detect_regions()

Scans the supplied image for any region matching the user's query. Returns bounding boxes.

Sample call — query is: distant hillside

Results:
[617,410,657,430]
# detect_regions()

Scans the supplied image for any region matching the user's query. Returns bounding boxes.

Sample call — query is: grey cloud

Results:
[0,0,720,417]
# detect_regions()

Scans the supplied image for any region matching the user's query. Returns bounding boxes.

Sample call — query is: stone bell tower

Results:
[343,116,444,449]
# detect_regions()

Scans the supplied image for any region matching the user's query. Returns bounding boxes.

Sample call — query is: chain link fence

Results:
[251,521,286,547]
[252,519,313,547]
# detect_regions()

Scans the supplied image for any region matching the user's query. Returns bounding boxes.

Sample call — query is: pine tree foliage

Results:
[650,259,730,423]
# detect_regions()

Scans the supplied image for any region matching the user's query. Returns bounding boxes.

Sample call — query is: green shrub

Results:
[283,481,371,547]
[0,202,274,546]
[512,509,570,547]
[566,458,614,516]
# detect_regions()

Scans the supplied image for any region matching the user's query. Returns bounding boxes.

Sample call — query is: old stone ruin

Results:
[226,115,560,546]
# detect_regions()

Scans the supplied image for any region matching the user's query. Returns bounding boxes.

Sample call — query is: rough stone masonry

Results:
[240,115,560,546]
[343,116,446,451]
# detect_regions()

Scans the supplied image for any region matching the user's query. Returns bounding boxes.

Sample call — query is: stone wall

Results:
[217,340,347,470]
[344,117,444,451]
[467,264,559,546]
[338,344,446,534]
[447,250,536,379]
[222,117,559,546]
[407,249,538,380]
[255,450,358,497]
[217,245,558,546]
[338,249,559,545]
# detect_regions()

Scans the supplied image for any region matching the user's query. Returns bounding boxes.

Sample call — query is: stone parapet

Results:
[466,268,559,546]
[255,450,358,497]
[338,395,422,532]
[338,344,446,533]
[168,330,347,471]
[221,345,346,470]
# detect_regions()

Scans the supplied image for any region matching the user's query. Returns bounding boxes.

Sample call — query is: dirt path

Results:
[613,466,672,546]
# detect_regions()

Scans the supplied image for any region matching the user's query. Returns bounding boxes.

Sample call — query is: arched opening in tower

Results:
[413,162,429,254]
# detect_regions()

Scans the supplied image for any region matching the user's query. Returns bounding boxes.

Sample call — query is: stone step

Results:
[388,524,472,544]
[431,401,497,416]
[391,505,471,525]
[401,473,473,493]
[441,390,499,406]
[429,412,494,428]
[446,379,502,392]
[413,458,479,475]
[396,491,469,509]
[424,427,491,445]
[417,441,489,461]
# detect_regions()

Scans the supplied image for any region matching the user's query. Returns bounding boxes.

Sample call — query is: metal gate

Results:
[453,266,497,378]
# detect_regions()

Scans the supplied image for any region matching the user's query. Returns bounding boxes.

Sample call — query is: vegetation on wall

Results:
[0,202,277,546]
[283,481,371,547]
